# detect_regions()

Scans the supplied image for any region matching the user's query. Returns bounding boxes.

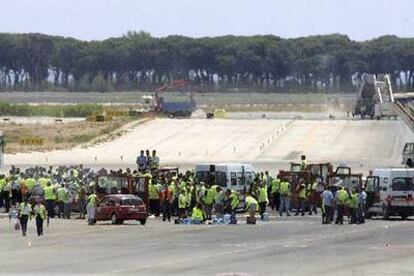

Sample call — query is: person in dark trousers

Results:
[160,183,173,222]
[34,201,47,236]
[2,181,11,213]
[335,186,348,225]
[295,183,307,216]
[321,186,334,224]
[18,198,32,236]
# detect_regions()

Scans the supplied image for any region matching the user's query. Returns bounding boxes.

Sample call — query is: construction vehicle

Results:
[279,169,313,209]
[279,162,333,209]
[290,162,333,186]
[327,166,363,191]
[141,80,196,117]
[95,173,149,207]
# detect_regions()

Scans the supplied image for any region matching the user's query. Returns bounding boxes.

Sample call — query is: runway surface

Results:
[0,215,413,275]
[5,118,413,174]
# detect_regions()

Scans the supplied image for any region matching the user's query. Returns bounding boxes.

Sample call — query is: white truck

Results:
[194,163,256,208]
[366,168,414,220]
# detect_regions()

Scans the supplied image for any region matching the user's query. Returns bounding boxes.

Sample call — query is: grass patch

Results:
[0,102,104,117]
[68,134,96,143]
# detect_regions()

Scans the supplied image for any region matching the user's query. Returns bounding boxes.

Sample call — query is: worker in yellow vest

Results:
[226,189,239,224]
[25,176,36,193]
[148,180,160,216]
[57,184,69,219]
[178,188,187,218]
[347,188,358,224]
[33,201,47,236]
[18,198,32,236]
[86,191,98,225]
[245,192,258,224]
[38,176,49,188]
[203,185,215,220]
[43,182,56,219]
[257,184,269,220]
[295,183,307,216]
[335,186,349,225]
[279,179,291,216]
[191,202,205,224]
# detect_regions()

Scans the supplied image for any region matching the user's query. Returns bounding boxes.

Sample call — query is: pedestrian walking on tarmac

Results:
[33,201,47,236]
[18,198,32,236]
[44,182,56,218]
[86,191,98,225]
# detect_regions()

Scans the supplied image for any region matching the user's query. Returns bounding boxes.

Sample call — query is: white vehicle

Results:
[366,168,414,220]
[194,163,256,208]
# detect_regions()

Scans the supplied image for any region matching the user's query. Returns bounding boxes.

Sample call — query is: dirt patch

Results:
[2,117,139,154]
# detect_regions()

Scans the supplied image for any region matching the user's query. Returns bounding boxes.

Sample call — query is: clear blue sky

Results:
[0,0,412,41]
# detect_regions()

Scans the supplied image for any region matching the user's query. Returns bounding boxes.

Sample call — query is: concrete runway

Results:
[0,215,413,275]
[5,118,414,174]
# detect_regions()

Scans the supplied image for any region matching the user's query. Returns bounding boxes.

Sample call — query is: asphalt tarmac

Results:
[1,214,413,275]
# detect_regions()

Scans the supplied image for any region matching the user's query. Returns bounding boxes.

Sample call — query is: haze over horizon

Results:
[0,0,412,41]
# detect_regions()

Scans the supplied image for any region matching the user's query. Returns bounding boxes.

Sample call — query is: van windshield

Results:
[392,178,414,191]
[195,171,227,187]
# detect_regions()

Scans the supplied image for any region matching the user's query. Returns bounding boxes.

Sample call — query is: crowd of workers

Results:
[144,168,367,225]
[0,165,97,236]
[0,155,368,236]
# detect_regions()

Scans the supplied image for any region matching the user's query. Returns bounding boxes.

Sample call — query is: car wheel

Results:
[140,219,147,225]
[111,214,118,225]
[401,214,408,220]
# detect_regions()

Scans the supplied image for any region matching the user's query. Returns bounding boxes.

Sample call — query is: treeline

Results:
[0,31,414,93]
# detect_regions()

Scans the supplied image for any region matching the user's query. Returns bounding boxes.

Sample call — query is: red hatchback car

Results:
[95,194,147,225]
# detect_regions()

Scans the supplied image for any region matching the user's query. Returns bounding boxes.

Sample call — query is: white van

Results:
[194,163,256,207]
[366,168,414,219]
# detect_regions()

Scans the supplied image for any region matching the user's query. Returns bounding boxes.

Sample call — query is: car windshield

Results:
[392,178,414,191]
